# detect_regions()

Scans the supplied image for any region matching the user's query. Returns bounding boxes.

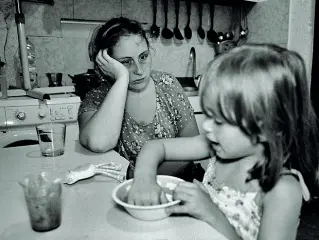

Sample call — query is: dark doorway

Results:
[311,1,319,116]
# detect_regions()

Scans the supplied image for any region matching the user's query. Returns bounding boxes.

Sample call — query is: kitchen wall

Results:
[288,0,316,86]
[0,0,289,88]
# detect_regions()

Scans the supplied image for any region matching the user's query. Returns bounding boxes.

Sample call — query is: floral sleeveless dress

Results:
[78,70,195,169]
[202,157,310,240]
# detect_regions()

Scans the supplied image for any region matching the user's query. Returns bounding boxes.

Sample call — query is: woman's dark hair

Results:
[88,17,149,63]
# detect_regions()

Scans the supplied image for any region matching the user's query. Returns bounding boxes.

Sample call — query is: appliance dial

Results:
[16,111,26,120]
[38,109,47,118]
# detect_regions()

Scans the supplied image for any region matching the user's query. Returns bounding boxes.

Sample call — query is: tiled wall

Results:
[0,0,289,88]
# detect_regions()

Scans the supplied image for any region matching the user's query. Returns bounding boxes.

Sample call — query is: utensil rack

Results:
[179,0,266,5]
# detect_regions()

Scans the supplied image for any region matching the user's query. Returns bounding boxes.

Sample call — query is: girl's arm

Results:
[169,180,242,240]
[258,175,303,240]
[134,134,211,179]
[128,135,211,205]
[78,51,129,153]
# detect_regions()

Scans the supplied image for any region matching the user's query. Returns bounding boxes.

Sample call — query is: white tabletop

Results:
[0,140,228,240]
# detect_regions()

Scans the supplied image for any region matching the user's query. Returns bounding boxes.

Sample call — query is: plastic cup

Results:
[36,123,66,157]
[20,172,62,232]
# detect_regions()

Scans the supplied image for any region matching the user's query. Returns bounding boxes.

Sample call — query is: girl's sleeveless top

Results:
[202,157,310,240]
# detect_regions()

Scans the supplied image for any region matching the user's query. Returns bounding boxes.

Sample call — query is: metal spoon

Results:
[184,0,192,40]
[197,1,205,40]
[223,7,234,40]
[173,0,184,40]
[150,0,160,38]
[239,4,249,40]
[207,3,218,43]
[161,0,174,39]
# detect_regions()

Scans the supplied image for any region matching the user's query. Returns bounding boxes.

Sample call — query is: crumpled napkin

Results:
[64,162,126,185]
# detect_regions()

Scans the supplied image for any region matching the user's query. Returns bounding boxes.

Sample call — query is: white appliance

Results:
[0,91,81,148]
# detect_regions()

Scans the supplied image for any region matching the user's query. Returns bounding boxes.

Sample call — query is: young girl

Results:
[127,44,319,240]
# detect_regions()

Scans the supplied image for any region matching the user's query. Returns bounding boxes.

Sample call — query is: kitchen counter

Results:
[0,140,227,240]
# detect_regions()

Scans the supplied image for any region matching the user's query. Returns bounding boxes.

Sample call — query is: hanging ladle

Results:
[150,0,160,38]
[197,1,205,39]
[207,3,218,43]
[173,0,184,40]
[161,0,174,39]
[184,0,192,39]
[224,6,235,40]
[239,4,249,40]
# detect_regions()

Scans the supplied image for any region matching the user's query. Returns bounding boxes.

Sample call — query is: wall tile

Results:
[122,0,152,27]
[23,0,73,37]
[248,0,289,44]
[28,36,65,87]
[151,40,215,77]
[0,0,292,89]
[74,0,121,20]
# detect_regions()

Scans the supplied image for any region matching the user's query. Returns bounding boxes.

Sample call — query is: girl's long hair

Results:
[200,43,319,196]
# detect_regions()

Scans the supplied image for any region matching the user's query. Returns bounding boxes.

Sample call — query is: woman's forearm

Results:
[79,76,129,152]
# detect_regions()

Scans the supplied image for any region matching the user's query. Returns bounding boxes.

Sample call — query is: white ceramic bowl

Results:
[112,175,184,221]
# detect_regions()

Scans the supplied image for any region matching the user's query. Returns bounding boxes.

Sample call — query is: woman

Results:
[78,17,204,180]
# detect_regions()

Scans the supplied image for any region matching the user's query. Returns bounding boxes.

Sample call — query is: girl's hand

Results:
[166,179,216,223]
[96,49,129,81]
[127,179,169,206]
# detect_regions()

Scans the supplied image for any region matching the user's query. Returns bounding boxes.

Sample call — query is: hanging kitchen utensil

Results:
[173,0,184,40]
[217,32,224,42]
[184,0,192,39]
[239,4,249,40]
[150,0,160,38]
[223,6,235,40]
[197,1,205,40]
[207,3,218,43]
[161,0,174,39]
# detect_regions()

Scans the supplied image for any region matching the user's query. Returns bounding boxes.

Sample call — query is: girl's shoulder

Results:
[263,172,303,206]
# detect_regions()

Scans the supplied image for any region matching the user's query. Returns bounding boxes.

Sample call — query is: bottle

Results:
[15,38,38,89]
[26,38,38,89]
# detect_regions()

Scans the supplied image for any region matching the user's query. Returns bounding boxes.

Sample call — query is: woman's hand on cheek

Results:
[166,180,216,223]
[96,49,129,81]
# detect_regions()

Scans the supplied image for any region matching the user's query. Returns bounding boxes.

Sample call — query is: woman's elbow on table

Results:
[79,133,117,153]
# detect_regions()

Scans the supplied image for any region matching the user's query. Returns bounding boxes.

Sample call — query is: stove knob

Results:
[38,110,47,118]
[16,111,26,120]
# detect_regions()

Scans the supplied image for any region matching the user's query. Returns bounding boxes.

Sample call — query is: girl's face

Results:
[202,112,263,160]
[112,34,152,92]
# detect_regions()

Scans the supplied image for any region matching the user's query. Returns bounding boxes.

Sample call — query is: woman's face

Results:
[111,34,152,92]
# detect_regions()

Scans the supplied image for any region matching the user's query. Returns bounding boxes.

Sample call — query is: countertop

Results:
[0,140,227,240]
